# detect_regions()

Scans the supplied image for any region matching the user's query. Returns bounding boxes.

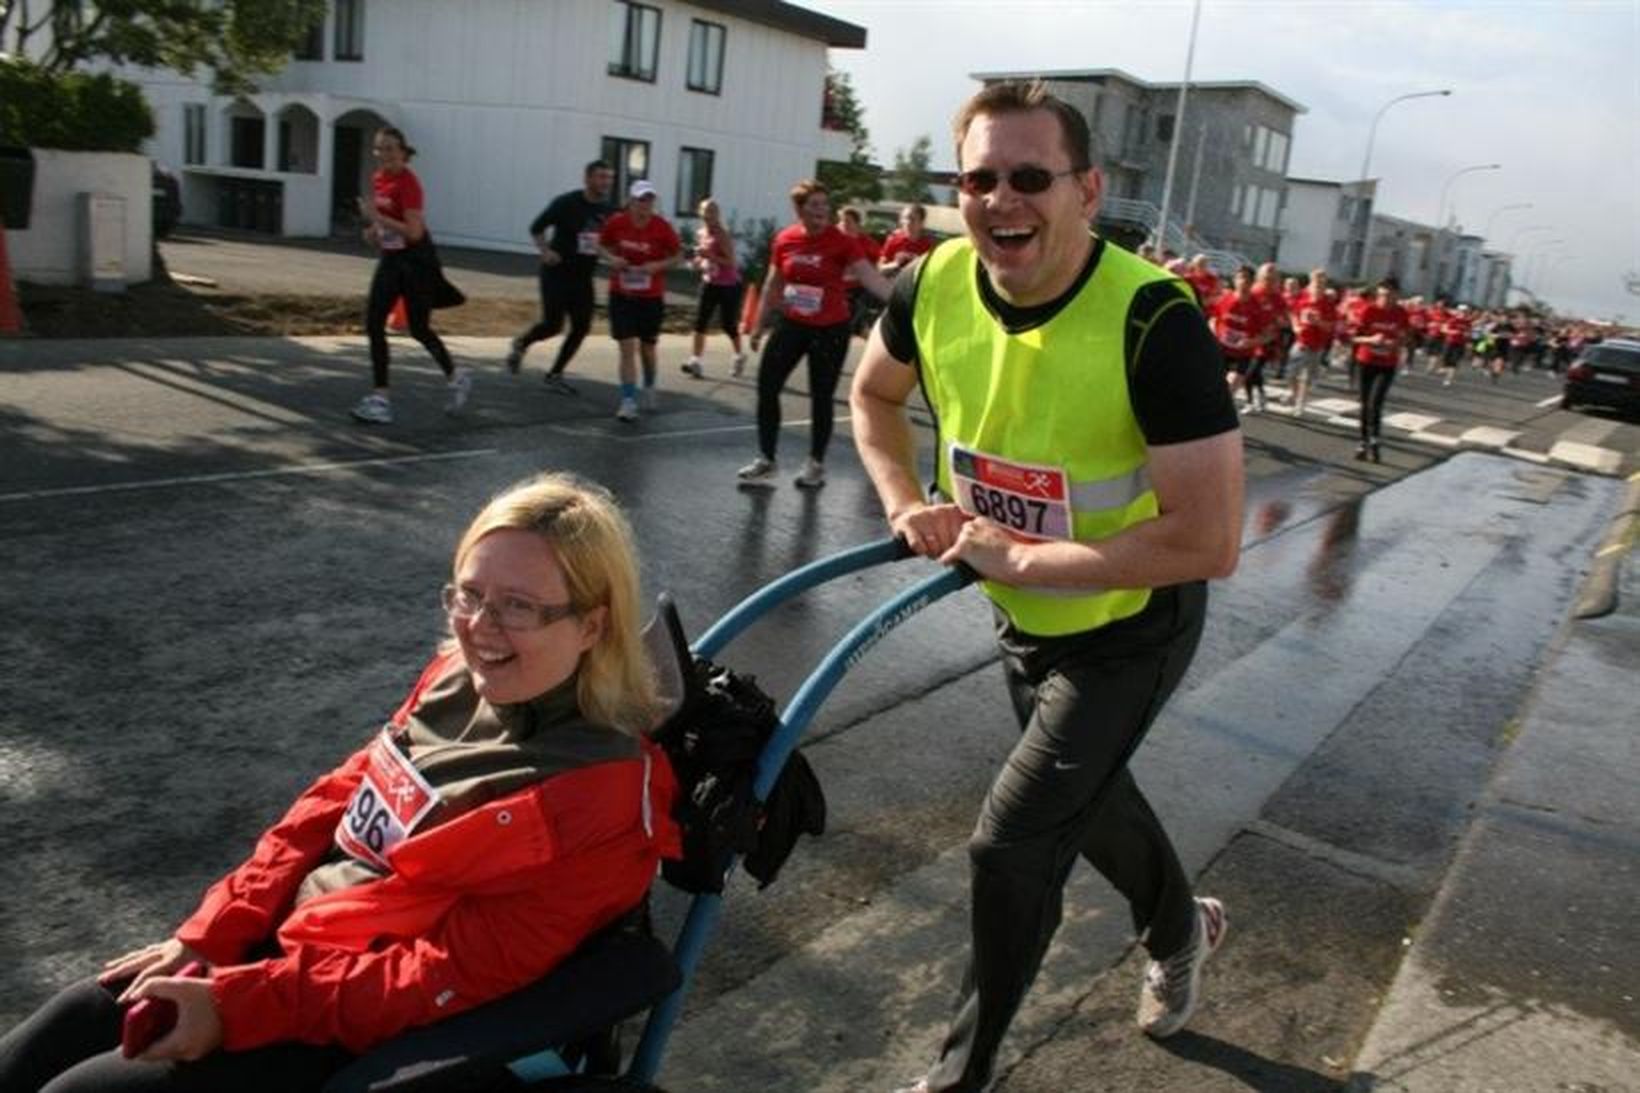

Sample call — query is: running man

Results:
[1288,269,1336,416]
[598,180,681,422]
[850,80,1242,1093]
[506,160,616,394]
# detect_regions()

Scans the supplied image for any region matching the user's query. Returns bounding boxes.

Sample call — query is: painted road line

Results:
[1548,440,1623,475]
[545,416,844,443]
[1535,394,1563,409]
[1385,412,1443,433]
[1502,446,1553,466]
[1410,431,1463,449]
[0,448,500,504]
[1312,397,1360,416]
[1459,426,1523,449]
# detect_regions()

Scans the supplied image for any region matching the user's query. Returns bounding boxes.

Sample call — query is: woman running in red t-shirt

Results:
[739,180,892,490]
[351,127,468,425]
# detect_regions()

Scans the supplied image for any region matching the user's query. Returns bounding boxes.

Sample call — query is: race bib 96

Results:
[335,729,440,869]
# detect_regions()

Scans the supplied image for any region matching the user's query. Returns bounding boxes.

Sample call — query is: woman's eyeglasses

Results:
[955,166,1079,197]
[441,584,579,631]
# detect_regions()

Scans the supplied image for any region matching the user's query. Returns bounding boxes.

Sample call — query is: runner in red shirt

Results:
[1210,265,1277,412]
[879,204,936,275]
[1250,263,1290,387]
[1185,254,1222,308]
[1287,268,1337,415]
[350,126,468,425]
[1350,277,1411,463]
[1419,298,1448,372]
[740,179,893,489]
[598,179,681,422]
[1438,304,1474,386]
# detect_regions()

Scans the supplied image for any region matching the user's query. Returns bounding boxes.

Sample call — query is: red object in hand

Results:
[120,961,206,1058]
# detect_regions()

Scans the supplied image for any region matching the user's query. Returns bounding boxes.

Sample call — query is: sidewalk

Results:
[1348,477,1640,1091]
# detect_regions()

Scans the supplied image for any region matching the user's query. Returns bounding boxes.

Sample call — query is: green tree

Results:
[2,0,327,95]
[816,67,880,207]
[884,134,934,203]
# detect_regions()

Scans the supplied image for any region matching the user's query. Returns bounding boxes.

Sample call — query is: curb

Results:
[1572,470,1640,618]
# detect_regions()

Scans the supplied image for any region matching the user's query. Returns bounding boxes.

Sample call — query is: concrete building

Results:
[1363,214,1511,306]
[1277,177,1377,281]
[972,68,1306,264]
[110,0,864,248]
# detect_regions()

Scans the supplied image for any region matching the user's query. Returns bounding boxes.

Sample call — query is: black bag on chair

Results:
[646,596,827,895]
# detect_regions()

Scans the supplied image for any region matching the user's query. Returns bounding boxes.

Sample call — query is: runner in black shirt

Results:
[506,160,616,393]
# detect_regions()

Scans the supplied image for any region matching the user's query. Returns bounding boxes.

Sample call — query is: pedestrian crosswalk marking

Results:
[1459,426,1522,449]
[1549,441,1623,475]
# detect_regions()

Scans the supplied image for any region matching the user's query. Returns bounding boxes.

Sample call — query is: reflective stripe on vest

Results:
[911,237,1189,636]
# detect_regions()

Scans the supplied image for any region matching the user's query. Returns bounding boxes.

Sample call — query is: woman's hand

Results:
[889,501,970,560]
[355,196,375,224]
[129,975,223,1062]
[102,938,206,999]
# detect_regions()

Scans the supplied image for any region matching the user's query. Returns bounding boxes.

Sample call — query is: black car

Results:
[1562,338,1640,417]
[152,164,182,239]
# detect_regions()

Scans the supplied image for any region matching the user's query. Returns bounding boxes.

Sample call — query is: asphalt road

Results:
[1,330,1635,1091]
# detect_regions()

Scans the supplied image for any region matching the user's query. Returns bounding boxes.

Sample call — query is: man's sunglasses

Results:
[955,166,1079,196]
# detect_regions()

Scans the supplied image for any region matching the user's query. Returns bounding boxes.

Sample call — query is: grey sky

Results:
[807,0,1639,323]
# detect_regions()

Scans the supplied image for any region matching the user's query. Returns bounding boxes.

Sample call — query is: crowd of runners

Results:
[1135,248,1611,462]
[351,123,1611,474]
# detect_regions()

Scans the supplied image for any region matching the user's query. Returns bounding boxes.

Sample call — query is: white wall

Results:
[1276,181,1336,273]
[7,150,153,286]
[117,0,842,247]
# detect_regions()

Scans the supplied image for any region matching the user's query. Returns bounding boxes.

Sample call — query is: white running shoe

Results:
[681,358,704,379]
[793,457,826,490]
[1137,896,1227,1039]
[615,396,639,422]
[736,456,777,486]
[446,367,473,415]
[350,393,393,424]
[732,352,747,378]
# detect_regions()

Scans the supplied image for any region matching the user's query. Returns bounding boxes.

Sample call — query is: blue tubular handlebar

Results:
[628,542,974,1084]
[751,563,972,802]
[692,537,912,660]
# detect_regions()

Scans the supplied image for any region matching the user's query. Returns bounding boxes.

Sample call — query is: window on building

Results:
[230,115,265,170]
[601,136,650,199]
[609,1,661,82]
[1257,187,1279,229]
[1330,240,1347,267]
[183,104,207,166]
[1230,183,1244,220]
[1252,127,1268,172]
[293,12,324,60]
[1156,113,1175,143]
[687,19,725,94]
[334,0,364,61]
[1265,130,1288,173]
[1237,186,1251,225]
[1339,196,1355,224]
[676,147,714,217]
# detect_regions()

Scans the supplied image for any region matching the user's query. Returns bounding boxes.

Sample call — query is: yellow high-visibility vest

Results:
[911,237,1191,636]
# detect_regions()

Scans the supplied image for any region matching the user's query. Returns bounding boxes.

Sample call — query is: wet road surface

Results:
[0,336,1630,1090]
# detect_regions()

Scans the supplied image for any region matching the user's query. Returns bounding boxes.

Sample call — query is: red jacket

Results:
[176,654,681,1053]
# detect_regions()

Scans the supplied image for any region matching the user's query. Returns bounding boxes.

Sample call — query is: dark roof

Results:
[691,1,867,49]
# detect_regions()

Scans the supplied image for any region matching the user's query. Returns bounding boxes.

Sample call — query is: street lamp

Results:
[1354,88,1453,279]
[1481,202,1532,242]
[1434,162,1501,298]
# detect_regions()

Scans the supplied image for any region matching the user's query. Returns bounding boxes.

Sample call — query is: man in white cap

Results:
[597,180,681,421]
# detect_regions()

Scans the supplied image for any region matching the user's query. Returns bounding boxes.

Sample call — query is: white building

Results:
[119,0,865,247]
[1276,177,1375,282]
